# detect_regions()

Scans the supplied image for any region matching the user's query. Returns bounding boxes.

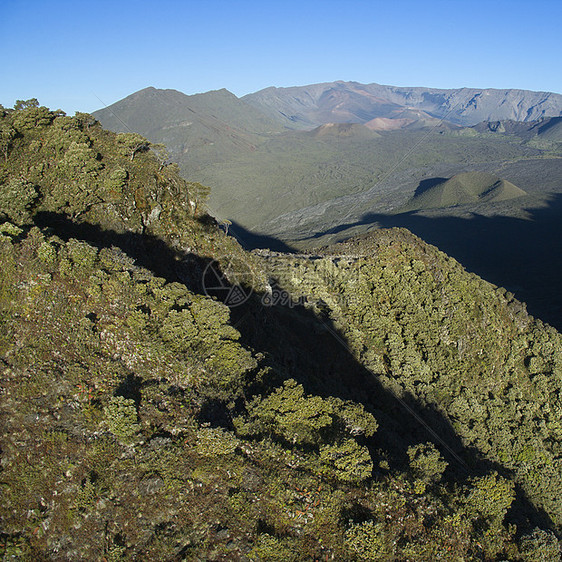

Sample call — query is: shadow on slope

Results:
[32,210,555,534]
[228,220,297,252]
[312,193,562,331]
[227,271,555,534]
[413,177,448,197]
[34,212,212,295]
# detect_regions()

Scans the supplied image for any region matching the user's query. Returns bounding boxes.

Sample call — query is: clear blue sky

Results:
[2,0,561,115]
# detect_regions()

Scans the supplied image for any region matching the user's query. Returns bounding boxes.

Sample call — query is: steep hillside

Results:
[538,117,562,141]
[266,229,562,532]
[243,81,562,128]
[2,101,562,560]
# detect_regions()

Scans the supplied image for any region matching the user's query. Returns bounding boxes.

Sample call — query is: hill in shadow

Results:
[412,177,449,197]
[538,116,562,140]
[311,193,562,330]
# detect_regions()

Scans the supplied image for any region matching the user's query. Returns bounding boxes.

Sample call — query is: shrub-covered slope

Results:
[266,231,562,529]
[1,101,561,560]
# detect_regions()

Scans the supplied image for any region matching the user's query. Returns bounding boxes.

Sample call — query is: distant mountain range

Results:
[93,83,562,215]
[93,87,282,172]
[242,81,562,128]
[95,81,562,139]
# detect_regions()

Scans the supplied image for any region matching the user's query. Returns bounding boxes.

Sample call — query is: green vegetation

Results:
[267,229,562,532]
[1,101,562,560]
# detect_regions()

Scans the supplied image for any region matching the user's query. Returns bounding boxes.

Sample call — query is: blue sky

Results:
[2,0,561,115]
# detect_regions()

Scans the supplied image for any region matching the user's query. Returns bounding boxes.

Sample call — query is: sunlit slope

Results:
[243,81,562,128]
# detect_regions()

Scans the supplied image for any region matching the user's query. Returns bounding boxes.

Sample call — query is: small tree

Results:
[407,442,448,483]
[320,438,373,482]
[73,112,97,129]
[246,379,334,445]
[12,100,53,130]
[14,99,39,110]
[116,132,150,161]
[0,124,17,161]
[0,178,40,224]
[465,471,515,524]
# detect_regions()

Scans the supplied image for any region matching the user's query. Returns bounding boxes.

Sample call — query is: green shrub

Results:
[465,471,515,523]
[248,534,298,562]
[103,396,141,443]
[37,240,57,264]
[66,238,98,272]
[407,442,448,483]
[328,397,378,437]
[344,520,393,561]
[196,426,239,456]
[519,528,561,561]
[319,438,373,482]
[246,379,334,445]
[0,178,40,224]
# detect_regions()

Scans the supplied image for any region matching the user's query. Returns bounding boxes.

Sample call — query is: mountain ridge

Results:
[95,81,562,136]
[93,86,283,172]
[242,80,562,128]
